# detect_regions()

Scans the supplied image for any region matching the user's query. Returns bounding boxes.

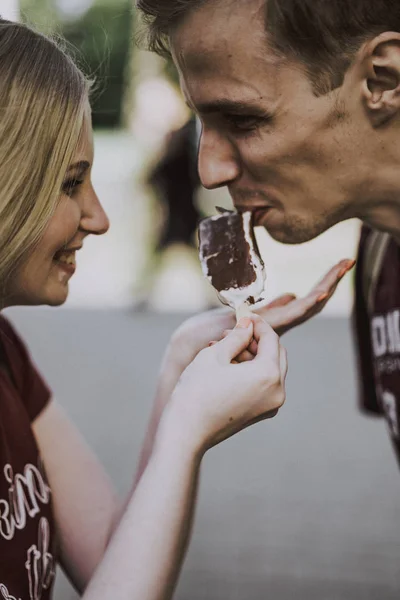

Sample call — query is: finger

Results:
[221,330,257,359]
[269,292,328,333]
[215,318,254,362]
[252,318,280,363]
[265,293,297,309]
[249,339,258,355]
[235,350,255,363]
[289,288,333,319]
[225,330,257,355]
[311,258,355,297]
[279,260,354,325]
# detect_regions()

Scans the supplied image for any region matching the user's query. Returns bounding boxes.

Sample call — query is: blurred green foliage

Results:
[21,0,133,128]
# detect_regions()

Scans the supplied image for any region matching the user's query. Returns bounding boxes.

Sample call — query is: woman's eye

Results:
[62,179,84,197]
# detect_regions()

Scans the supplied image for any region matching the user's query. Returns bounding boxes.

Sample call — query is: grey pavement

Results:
[5,307,400,600]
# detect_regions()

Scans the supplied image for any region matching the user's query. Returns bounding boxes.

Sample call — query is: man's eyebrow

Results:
[186,98,267,115]
[67,160,91,174]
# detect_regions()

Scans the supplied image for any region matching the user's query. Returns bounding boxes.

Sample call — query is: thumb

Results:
[215,317,254,362]
[264,293,296,309]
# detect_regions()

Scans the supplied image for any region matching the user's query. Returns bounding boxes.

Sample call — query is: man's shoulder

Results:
[357,226,394,300]
[358,224,391,256]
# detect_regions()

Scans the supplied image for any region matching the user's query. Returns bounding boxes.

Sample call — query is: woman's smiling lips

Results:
[52,245,82,277]
[54,259,76,277]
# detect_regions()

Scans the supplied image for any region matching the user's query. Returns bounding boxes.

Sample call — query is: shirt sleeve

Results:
[0,316,52,422]
[352,226,383,416]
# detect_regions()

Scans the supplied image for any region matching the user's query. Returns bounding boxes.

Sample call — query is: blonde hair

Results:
[0,19,92,296]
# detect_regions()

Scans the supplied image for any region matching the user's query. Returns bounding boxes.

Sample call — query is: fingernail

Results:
[317,293,328,303]
[339,260,356,275]
[237,317,252,329]
[339,265,354,277]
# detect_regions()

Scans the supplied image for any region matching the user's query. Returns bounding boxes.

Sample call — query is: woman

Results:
[0,18,352,600]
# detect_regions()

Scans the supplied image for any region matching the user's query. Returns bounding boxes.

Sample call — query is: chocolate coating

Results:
[199,212,263,292]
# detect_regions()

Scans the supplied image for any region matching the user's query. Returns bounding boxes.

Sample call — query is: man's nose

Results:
[80,187,110,236]
[198,129,241,189]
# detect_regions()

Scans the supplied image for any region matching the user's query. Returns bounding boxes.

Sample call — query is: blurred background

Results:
[3,1,400,599]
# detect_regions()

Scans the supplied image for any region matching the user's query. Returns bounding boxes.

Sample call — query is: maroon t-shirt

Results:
[354,225,400,465]
[0,316,57,599]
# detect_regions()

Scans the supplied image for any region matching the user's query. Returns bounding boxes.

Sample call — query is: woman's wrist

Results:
[154,399,206,466]
[165,331,196,372]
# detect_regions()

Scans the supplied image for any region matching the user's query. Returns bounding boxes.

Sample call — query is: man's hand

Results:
[256,258,355,336]
[171,258,355,366]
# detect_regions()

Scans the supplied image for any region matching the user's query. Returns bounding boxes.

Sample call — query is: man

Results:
[137,0,400,465]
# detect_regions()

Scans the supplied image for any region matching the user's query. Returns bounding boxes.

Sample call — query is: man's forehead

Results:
[171,2,282,109]
[175,45,281,114]
[180,74,277,115]
[171,0,275,71]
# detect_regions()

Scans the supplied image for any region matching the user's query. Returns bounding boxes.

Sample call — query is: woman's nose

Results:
[80,187,110,236]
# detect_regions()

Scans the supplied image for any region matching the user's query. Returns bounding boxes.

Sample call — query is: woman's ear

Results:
[360,32,400,127]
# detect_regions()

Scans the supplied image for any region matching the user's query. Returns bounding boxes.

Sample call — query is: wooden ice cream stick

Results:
[236,302,254,322]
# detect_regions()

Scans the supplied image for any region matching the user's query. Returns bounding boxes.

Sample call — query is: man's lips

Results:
[235,205,273,226]
[252,208,273,226]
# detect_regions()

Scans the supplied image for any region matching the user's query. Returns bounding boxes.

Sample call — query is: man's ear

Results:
[360,32,400,127]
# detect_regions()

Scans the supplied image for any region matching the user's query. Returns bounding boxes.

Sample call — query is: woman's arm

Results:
[106,258,354,544]
[34,317,286,599]
[33,395,201,600]
[84,316,286,600]
[32,400,120,593]
[32,347,204,592]
[83,424,201,600]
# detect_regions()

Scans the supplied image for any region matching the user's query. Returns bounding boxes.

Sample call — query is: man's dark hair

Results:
[136,0,400,94]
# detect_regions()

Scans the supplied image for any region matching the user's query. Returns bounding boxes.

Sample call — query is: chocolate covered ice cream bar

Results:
[199,210,266,316]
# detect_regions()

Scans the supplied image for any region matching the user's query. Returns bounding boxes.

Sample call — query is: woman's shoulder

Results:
[0,314,52,422]
[0,314,26,356]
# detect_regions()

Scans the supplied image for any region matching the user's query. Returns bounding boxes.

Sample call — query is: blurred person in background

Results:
[142,115,206,309]
[0,16,351,600]
[137,0,400,468]
[147,116,200,253]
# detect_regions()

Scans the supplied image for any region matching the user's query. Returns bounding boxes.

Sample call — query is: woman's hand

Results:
[161,316,287,455]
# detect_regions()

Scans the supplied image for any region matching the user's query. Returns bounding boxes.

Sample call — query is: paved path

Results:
[6,307,400,599]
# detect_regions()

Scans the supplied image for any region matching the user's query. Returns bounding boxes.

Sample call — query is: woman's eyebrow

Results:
[67,160,90,174]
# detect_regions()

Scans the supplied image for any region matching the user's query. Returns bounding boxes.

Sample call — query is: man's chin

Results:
[263,225,319,245]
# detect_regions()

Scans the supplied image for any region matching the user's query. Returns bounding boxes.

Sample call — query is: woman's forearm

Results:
[105,352,187,547]
[83,423,202,600]
[134,352,185,487]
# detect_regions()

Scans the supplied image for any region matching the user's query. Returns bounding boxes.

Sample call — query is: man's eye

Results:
[62,178,84,197]
[224,114,265,131]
